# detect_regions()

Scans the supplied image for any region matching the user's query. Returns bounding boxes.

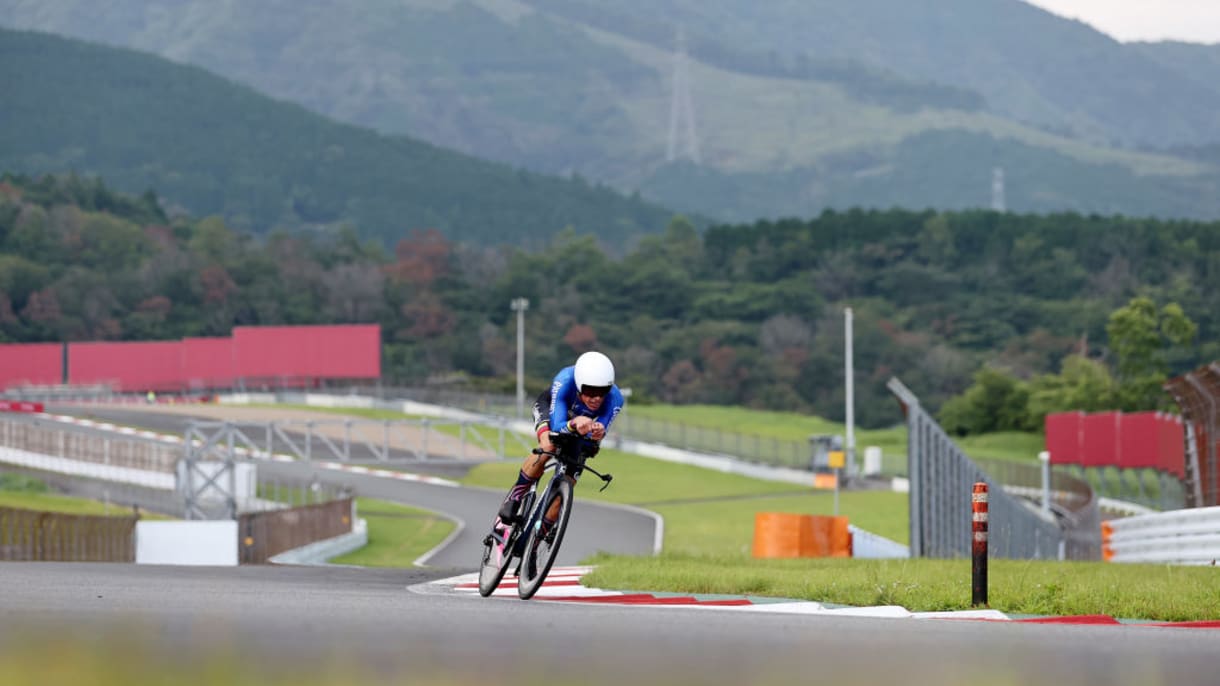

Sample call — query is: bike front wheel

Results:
[477,519,517,597]
[517,478,574,600]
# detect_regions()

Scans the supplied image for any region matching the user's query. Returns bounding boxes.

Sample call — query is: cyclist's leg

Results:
[541,473,578,537]
[497,390,551,523]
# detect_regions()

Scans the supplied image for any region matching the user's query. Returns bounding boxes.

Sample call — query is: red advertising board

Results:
[68,341,184,392]
[0,342,63,389]
[1044,412,1084,465]
[233,325,380,381]
[1159,414,1186,478]
[1117,412,1159,469]
[1081,411,1121,467]
[182,337,236,390]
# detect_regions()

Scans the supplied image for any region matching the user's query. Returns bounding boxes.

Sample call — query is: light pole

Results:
[844,306,855,483]
[510,298,529,419]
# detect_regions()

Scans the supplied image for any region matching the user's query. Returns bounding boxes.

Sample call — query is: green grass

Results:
[582,554,1220,622]
[0,490,151,517]
[461,447,909,552]
[956,431,1046,464]
[328,498,456,567]
[0,473,170,518]
[461,447,807,504]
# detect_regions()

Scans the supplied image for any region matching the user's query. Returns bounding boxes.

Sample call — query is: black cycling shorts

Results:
[531,389,552,434]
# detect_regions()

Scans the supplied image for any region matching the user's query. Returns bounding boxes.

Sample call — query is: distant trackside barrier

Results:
[1101,506,1220,565]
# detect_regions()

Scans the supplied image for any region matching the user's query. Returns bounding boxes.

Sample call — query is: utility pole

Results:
[991,167,1006,212]
[845,307,855,481]
[510,298,529,419]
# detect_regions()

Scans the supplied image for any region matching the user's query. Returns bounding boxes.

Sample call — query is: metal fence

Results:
[0,505,137,561]
[0,417,179,475]
[364,386,825,469]
[238,497,355,564]
[889,377,1101,560]
[180,416,532,464]
[0,417,348,518]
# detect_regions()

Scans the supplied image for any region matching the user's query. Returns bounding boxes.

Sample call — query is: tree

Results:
[938,367,1034,436]
[322,262,385,323]
[1105,296,1197,410]
[1026,354,1118,422]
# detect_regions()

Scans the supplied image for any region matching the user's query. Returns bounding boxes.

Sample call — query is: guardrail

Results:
[1102,505,1220,565]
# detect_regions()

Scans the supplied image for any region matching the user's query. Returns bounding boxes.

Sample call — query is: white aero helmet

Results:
[574,351,615,392]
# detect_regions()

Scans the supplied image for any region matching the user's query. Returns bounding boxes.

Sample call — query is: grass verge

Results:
[328,497,455,567]
[582,553,1220,621]
[0,473,169,518]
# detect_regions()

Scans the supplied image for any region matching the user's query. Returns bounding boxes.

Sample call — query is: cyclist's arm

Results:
[548,368,579,434]
[593,387,625,434]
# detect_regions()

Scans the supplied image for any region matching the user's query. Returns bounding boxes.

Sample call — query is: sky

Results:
[1024,0,1220,44]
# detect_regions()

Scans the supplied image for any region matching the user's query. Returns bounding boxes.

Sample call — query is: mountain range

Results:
[0,26,674,247]
[4,0,1220,226]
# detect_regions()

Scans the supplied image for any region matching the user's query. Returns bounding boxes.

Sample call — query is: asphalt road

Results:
[1,563,1214,686]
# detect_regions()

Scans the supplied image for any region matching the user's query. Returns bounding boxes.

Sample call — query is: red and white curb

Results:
[424,567,1220,627]
[34,412,459,486]
[426,566,1007,618]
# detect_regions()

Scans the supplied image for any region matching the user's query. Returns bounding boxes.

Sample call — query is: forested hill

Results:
[2,174,1216,428]
[0,28,676,247]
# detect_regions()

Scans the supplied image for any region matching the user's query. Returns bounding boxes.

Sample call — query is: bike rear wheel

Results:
[517,478,573,600]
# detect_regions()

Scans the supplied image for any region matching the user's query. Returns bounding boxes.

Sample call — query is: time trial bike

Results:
[478,431,612,600]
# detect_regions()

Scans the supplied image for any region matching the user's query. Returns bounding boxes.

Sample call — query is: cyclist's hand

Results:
[539,432,554,454]
[570,416,595,435]
[589,422,605,441]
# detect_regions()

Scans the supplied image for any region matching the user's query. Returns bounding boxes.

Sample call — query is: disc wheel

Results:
[517,478,573,600]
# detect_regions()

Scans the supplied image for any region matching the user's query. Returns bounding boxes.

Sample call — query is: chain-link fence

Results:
[889,377,1101,560]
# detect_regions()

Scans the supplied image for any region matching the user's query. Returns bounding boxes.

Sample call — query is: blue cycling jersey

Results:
[548,365,625,437]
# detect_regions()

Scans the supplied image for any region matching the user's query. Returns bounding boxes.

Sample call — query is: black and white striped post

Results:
[972,482,989,606]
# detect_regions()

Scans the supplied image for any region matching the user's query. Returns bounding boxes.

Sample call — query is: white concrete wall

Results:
[136,520,238,566]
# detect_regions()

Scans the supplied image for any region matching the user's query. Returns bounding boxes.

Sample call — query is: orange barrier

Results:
[752,513,851,558]
[1101,520,1115,561]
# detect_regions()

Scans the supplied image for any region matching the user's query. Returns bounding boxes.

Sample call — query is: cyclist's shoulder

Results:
[608,385,626,406]
[551,365,577,389]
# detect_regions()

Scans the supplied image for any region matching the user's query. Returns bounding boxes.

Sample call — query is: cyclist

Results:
[494,350,625,534]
